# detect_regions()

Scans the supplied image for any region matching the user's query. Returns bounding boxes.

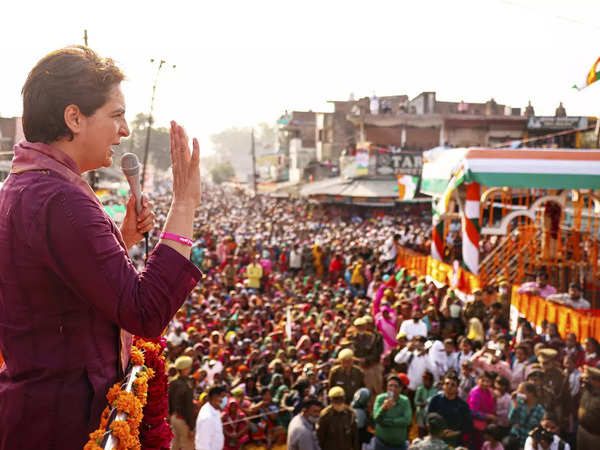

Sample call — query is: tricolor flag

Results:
[396,174,418,201]
[573,57,600,90]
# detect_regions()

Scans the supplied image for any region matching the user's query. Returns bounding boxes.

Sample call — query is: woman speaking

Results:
[0,46,202,449]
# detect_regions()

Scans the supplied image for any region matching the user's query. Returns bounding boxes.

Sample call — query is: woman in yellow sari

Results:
[312,244,324,277]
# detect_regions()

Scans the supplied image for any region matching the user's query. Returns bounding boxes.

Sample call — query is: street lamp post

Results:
[141,59,175,187]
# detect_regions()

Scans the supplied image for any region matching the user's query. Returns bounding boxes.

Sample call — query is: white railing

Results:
[100,365,144,449]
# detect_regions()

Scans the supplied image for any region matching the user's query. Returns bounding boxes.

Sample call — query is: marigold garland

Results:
[135,336,173,450]
[84,339,157,450]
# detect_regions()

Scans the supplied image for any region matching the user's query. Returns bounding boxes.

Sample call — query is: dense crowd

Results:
[119,183,599,450]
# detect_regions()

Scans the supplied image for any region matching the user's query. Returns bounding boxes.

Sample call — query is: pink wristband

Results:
[160,232,193,247]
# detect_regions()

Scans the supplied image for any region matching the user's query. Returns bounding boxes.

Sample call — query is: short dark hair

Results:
[536,270,548,279]
[22,46,125,143]
[495,375,510,391]
[484,423,501,441]
[480,371,495,381]
[302,396,323,410]
[542,412,559,424]
[426,412,446,435]
[444,374,459,385]
[207,385,226,399]
[522,381,537,396]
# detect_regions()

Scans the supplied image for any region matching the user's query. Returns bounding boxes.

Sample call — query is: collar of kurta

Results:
[10,140,133,374]
[11,141,102,206]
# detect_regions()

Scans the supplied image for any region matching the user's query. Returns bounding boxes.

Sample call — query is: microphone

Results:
[120,153,143,215]
[121,152,149,261]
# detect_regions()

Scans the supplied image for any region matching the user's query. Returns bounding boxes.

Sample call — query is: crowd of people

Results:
[121,182,599,450]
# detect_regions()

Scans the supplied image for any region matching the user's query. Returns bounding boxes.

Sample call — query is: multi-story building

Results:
[277,111,317,182]
[346,91,526,150]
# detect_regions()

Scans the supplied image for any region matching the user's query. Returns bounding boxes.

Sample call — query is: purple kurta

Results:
[0,142,202,449]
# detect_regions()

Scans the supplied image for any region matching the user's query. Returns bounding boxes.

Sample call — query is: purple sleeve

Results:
[41,188,202,337]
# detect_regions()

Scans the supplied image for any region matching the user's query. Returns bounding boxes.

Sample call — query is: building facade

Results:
[346,92,526,150]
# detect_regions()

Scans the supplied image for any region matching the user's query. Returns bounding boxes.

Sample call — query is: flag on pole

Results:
[573,57,600,90]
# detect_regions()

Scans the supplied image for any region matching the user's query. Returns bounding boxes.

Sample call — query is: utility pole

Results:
[141,59,175,187]
[251,128,257,194]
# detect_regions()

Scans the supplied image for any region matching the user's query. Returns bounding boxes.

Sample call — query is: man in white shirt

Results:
[202,359,224,385]
[443,338,460,373]
[398,306,428,340]
[195,385,227,450]
[287,397,323,450]
[523,413,570,450]
[166,324,188,348]
[546,283,591,310]
[289,244,302,274]
[394,336,430,392]
[381,234,400,272]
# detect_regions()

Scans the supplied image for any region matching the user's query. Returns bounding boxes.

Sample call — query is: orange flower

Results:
[107,384,122,405]
[110,420,136,450]
[83,429,105,450]
[85,337,159,450]
[130,348,144,366]
[132,375,149,404]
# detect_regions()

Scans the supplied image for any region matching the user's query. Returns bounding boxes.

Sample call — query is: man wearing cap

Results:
[547,283,591,309]
[328,348,365,405]
[317,386,359,450]
[463,289,487,323]
[577,365,600,449]
[354,315,384,398]
[537,348,570,428]
[168,356,196,450]
[373,374,412,450]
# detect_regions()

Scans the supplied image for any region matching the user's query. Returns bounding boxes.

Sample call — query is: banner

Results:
[356,147,369,176]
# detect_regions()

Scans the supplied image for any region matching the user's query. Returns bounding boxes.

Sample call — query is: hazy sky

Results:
[2,0,600,155]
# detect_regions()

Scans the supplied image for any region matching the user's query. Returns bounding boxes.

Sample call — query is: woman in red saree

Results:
[222,399,250,450]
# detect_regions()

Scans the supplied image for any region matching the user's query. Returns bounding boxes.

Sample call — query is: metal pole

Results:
[251,128,257,194]
[141,59,165,187]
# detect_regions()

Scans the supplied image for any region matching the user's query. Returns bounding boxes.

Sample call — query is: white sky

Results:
[2,0,600,155]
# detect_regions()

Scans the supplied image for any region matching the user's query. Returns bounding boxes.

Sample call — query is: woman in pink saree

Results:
[468,371,496,450]
[373,288,398,355]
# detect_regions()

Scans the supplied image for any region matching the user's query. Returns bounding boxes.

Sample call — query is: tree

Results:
[209,122,277,177]
[122,113,172,171]
[210,161,236,184]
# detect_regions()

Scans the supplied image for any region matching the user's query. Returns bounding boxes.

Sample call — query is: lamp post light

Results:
[141,58,175,187]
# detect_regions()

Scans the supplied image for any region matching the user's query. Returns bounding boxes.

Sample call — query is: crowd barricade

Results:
[511,287,600,343]
[395,246,598,342]
[396,247,479,294]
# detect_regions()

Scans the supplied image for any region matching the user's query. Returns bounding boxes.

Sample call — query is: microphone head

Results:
[120,153,140,176]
